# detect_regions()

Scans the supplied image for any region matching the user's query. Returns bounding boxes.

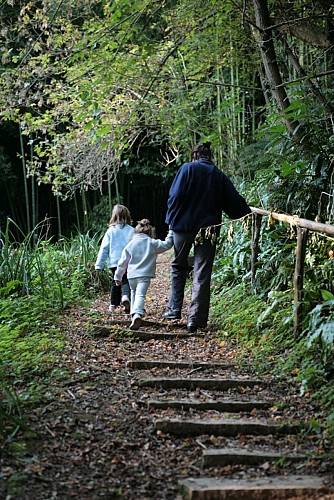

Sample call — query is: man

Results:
[163,141,251,333]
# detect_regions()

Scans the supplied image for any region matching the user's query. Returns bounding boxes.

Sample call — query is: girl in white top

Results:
[115,219,173,330]
[95,204,134,313]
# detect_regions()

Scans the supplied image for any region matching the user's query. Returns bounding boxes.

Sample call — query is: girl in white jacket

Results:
[95,205,134,313]
[115,219,173,330]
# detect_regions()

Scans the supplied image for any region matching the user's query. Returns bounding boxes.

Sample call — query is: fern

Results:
[305,299,334,364]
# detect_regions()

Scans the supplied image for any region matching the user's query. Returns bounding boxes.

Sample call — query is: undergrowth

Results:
[211,218,334,438]
[0,219,107,442]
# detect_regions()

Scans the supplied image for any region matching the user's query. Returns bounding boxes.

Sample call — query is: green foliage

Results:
[86,195,119,233]
[0,218,105,305]
[213,215,298,296]
[0,296,64,375]
[212,219,334,436]
[0,293,64,441]
[0,219,109,444]
[0,370,26,442]
[210,284,267,344]
[0,0,333,224]
[0,219,106,376]
[305,299,334,365]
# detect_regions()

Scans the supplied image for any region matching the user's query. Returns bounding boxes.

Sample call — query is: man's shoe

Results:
[121,295,130,314]
[130,314,142,330]
[163,309,181,320]
[186,322,197,333]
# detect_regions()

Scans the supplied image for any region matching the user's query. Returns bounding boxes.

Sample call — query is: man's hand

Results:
[115,280,121,286]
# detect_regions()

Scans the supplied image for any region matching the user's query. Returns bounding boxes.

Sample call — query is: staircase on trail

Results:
[97,318,333,499]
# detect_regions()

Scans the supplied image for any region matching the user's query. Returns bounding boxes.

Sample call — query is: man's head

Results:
[191,142,212,161]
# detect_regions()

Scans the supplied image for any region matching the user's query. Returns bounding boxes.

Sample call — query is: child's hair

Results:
[134,218,155,237]
[109,204,132,227]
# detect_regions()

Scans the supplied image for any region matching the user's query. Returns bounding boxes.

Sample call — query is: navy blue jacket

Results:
[165,158,251,232]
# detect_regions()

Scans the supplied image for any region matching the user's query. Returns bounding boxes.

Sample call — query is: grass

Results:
[0,219,106,442]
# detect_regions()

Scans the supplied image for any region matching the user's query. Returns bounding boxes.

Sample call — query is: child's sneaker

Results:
[130,314,142,330]
[121,295,130,314]
[108,304,116,313]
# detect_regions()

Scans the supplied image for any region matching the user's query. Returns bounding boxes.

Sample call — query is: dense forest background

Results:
[1,0,334,438]
[1,0,333,236]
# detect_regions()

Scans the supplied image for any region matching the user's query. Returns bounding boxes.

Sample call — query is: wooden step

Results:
[126,331,197,340]
[106,318,186,328]
[155,418,300,437]
[202,448,307,467]
[90,325,194,339]
[127,360,235,370]
[147,399,271,412]
[178,475,330,499]
[139,377,263,390]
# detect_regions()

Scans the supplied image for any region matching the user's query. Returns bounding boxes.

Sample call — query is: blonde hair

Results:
[109,204,132,227]
[134,218,155,238]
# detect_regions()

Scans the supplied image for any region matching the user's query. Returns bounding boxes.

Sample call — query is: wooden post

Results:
[251,213,263,292]
[293,227,308,338]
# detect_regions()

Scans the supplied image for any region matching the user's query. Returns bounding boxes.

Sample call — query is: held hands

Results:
[115,280,121,286]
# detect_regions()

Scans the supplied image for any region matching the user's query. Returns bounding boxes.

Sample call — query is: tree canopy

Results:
[0,0,333,218]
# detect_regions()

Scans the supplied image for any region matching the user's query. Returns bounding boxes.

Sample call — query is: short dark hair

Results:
[191,142,212,160]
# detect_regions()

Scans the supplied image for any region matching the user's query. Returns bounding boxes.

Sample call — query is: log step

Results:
[139,377,263,390]
[178,475,330,499]
[127,360,235,370]
[155,418,300,437]
[126,331,197,340]
[147,399,271,412]
[202,448,307,467]
[90,326,194,339]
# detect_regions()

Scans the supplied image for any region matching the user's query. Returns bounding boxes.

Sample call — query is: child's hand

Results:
[115,280,121,286]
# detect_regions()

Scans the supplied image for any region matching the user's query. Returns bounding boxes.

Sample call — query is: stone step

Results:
[202,448,307,467]
[139,377,263,390]
[154,418,300,437]
[127,360,235,370]
[178,475,330,499]
[147,399,271,412]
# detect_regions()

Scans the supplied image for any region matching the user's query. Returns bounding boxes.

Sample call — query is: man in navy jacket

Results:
[163,141,251,333]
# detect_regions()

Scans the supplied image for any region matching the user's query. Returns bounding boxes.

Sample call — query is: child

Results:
[114,219,173,330]
[95,204,134,313]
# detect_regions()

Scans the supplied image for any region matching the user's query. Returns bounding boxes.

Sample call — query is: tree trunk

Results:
[252,0,308,148]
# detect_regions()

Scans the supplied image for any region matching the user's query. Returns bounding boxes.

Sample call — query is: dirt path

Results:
[1,252,333,499]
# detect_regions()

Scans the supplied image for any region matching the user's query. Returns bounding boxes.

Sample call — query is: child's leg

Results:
[120,272,130,300]
[130,277,150,317]
[128,278,137,316]
[109,267,121,306]
[121,272,131,313]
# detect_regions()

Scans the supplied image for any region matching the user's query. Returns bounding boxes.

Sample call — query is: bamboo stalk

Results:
[56,195,62,237]
[19,124,31,233]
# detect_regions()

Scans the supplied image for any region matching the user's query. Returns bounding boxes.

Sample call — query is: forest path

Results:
[1,251,334,499]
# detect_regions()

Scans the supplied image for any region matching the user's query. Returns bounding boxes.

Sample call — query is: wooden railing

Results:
[250,207,334,337]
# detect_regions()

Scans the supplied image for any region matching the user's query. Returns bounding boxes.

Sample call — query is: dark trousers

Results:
[109,267,130,306]
[168,231,216,326]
